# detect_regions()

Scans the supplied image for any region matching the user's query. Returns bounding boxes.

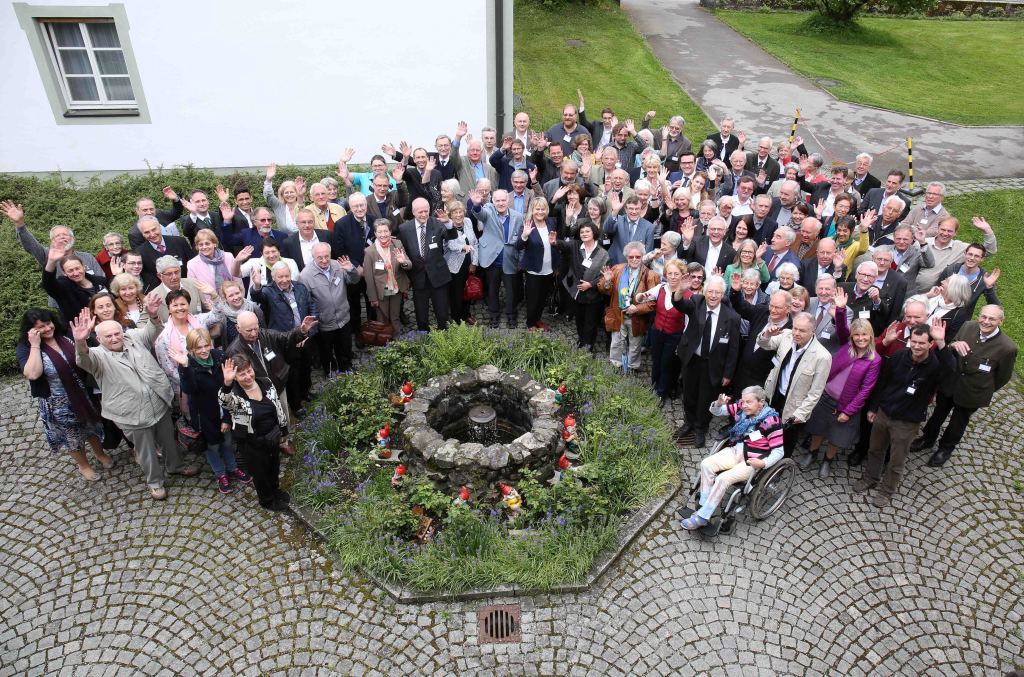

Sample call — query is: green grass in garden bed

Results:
[515,0,715,140]
[292,325,679,593]
[715,11,1024,126]
[942,188,1024,377]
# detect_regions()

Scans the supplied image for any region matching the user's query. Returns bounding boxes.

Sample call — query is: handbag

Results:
[360,320,395,347]
[463,273,484,302]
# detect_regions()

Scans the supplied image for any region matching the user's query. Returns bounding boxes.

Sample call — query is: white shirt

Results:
[703,241,723,277]
[298,233,320,268]
[779,342,808,396]
[240,256,300,283]
[695,305,720,357]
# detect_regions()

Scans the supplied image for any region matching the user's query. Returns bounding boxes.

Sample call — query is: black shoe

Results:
[694,431,706,448]
[909,436,934,453]
[276,490,291,503]
[926,449,953,467]
[847,449,866,467]
[263,500,289,512]
[818,459,831,479]
[675,422,694,438]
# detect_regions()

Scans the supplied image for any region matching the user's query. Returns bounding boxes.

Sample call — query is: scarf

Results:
[374,240,398,293]
[200,249,232,287]
[835,235,854,251]
[728,404,777,442]
[40,336,100,424]
[219,298,257,323]
[618,266,641,310]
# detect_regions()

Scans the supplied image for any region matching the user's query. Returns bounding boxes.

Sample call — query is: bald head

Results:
[237,311,260,344]
[95,320,125,352]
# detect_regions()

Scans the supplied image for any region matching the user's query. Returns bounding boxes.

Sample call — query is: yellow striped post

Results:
[788,108,801,144]
[902,137,923,197]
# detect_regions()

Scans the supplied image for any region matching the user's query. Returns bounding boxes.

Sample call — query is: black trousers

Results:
[682,355,721,433]
[574,299,604,349]
[240,436,281,507]
[650,327,683,397]
[920,391,978,453]
[286,341,313,407]
[345,278,375,331]
[524,272,553,327]
[317,323,352,374]
[412,283,450,330]
[448,257,472,324]
[770,390,802,457]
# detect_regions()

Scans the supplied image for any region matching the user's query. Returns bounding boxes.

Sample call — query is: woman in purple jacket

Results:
[800,287,881,478]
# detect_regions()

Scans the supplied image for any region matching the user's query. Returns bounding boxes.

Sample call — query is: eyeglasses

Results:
[626,255,643,260]
[256,218,273,223]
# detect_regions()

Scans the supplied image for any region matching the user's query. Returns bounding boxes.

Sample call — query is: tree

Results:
[811,0,937,28]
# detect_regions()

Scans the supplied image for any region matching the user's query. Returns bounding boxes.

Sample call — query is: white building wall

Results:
[0,0,493,173]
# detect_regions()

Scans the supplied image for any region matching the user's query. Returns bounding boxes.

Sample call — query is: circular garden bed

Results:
[290,325,680,595]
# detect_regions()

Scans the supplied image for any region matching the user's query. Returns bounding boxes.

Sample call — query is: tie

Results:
[629,221,637,240]
[815,305,826,328]
[682,177,690,187]
[418,224,427,257]
[201,216,211,227]
[157,243,166,254]
[768,254,780,274]
[701,310,713,356]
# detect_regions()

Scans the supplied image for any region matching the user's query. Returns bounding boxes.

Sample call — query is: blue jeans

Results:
[205,430,238,477]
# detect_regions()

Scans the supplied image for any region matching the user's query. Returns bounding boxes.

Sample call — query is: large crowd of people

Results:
[2,94,1017,524]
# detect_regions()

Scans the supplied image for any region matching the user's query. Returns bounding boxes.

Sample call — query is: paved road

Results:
[1,307,1022,674]
[622,0,1024,181]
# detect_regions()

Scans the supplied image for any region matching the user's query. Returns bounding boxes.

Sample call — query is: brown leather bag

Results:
[360,320,395,346]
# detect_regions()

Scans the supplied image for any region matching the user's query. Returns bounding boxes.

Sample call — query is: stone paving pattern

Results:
[3,180,1022,676]
[2,296,1022,676]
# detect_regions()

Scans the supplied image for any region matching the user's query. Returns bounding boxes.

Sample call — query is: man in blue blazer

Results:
[603,196,655,265]
[763,226,801,284]
[469,189,524,328]
[332,193,376,332]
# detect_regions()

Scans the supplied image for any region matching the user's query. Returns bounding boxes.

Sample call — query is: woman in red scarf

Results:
[17,308,111,480]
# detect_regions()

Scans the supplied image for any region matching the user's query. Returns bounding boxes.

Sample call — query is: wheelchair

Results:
[678,437,798,537]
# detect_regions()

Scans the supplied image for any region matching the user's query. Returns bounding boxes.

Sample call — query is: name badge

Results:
[563,134,571,143]
[428,242,439,250]
[670,156,679,162]
[899,263,910,273]
[906,386,916,395]
[748,430,763,442]
[333,277,341,286]
[718,336,729,344]
[979,363,992,373]
[375,261,386,270]
[615,162,622,169]
[264,350,276,361]
[859,311,871,320]
[582,259,592,268]
[820,332,831,340]
[288,300,297,308]
[601,238,611,246]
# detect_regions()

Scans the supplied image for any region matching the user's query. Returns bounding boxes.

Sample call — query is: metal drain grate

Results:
[478,604,521,644]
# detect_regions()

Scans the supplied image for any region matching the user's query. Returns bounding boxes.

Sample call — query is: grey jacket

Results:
[299,261,361,331]
[18,224,101,306]
[76,317,174,428]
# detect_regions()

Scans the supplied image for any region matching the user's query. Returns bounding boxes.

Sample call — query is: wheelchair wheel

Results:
[748,458,797,521]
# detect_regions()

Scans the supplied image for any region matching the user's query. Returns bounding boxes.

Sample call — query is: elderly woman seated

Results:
[680,386,785,530]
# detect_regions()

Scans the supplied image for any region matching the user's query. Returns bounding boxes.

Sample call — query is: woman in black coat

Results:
[555,220,610,351]
[172,327,251,495]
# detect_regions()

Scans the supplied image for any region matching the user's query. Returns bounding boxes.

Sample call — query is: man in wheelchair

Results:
[680,385,785,530]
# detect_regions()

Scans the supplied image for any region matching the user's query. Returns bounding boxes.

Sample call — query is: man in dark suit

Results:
[680,216,735,275]
[800,237,843,296]
[807,277,843,354]
[647,115,692,173]
[858,170,910,221]
[229,207,287,257]
[851,153,881,197]
[672,275,741,447]
[715,150,756,200]
[603,197,655,265]
[745,136,781,193]
[135,215,195,289]
[331,193,376,332]
[763,226,801,283]
[365,170,409,233]
[740,194,778,246]
[706,118,742,162]
[842,260,890,335]
[126,188,185,248]
[864,196,907,249]
[281,208,332,273]
[870,247,909,325]
[767,180,802,227]
[400,148,443,216]
[398,198,458,330]
[728,272,794,395]
[809,167,857,221]
[179,189,243,248]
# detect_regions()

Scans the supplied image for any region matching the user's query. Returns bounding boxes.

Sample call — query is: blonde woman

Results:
[110,272,145,324]
[187,229,242,289]
[263,162,304,233]
[800,288,881,478]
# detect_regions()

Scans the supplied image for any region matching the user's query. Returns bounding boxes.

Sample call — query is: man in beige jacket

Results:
[757,312,833,457]
[72,292,198,500]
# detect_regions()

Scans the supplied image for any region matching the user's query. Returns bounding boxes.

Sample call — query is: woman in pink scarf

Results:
[363,219,412,333]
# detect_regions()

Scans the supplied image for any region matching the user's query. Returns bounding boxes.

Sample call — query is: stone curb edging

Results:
[288,472,683,605]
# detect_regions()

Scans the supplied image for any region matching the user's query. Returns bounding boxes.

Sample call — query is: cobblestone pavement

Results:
[2,309,1022,676]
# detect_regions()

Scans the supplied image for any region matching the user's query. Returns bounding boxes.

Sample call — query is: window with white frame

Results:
[42,19,136,111]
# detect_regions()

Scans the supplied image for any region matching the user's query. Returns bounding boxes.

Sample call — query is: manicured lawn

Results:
[515,0,714,139]
[716,11,1024,126]
[943,188,1024,376]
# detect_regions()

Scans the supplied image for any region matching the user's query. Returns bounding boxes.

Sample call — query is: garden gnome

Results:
[499,483,523,519]
[376,423,392,459]
[554,384,568,405]
[391,464,406,488]
[400,381,414,404]
[562,414,580,460]
[453,485,470,507]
